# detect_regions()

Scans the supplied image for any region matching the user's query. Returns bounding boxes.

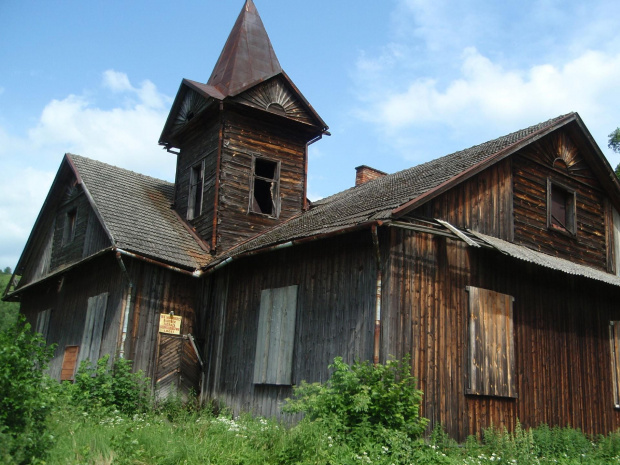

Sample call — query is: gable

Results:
[232,75,322,127]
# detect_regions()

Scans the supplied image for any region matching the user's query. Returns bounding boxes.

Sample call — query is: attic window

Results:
[62,208,77,246]
[250,157,280,218]
[188,161,204,220]
[267,102,286,116]
[547,179,576,235]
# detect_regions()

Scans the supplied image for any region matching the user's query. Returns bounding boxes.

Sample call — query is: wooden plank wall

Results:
[513,132,608,270]
[173,116,221,241]
[19,255,125,380]
[421,158,514,241]
[50,191,92,271]
[126,259,199,380]
[384,227,620,441]
[199,232,376,418]
[216,112,307,252]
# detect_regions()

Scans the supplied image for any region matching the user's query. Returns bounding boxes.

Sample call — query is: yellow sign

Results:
[159,314,182,335]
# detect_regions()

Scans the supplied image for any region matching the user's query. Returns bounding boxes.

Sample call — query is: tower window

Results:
[250,157,280,217]
[188,161,204,220]
[547,179,576,235]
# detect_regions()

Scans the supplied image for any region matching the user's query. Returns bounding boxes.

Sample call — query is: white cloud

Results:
[0,71,175,268]
[357,47,620,156]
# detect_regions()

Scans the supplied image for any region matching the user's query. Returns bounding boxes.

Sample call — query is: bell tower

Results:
[159,0,328,254]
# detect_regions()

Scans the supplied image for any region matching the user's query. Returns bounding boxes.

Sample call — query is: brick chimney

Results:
[355,165,387,186]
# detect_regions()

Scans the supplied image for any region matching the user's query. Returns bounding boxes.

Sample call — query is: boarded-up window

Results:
[253,285,298,385]
[61,345,79,381]
[78,292,109,366]
[609,321,620,408]
[466,286,517,398]
[35,308,52,340]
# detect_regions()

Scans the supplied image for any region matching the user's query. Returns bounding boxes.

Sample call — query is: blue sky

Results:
[1,0,619,269]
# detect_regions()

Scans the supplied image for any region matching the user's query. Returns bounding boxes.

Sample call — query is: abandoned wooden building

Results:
[5,0,620,440]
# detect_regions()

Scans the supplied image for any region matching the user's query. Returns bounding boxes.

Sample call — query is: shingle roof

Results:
[221,113,574,259]
[68,154,211,269]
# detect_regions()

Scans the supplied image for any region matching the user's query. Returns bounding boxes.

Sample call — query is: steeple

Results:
[207,0,282,97]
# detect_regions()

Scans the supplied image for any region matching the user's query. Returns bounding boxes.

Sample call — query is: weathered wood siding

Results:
[50,191,91,271]
[173,115,221,242]
[513,130,609,270]
[420,158,514,241]
[216,112,308,251]
[383,226,620,441]
[199,232,376,417]
[19,255,125,380]
[124,259,199,381]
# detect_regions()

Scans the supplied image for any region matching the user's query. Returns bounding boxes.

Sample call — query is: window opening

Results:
[62,208,77,246]
[188,161,204,220]
[250,157,279,217]
[547,179,576,235]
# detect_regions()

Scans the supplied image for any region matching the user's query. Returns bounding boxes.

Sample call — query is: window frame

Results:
[465,286,517,398]
[547,178,577,236]
[248,155,281,219]
[187,160,205,220]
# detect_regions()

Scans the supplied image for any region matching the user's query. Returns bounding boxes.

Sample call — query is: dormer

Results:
[159,0,328,254]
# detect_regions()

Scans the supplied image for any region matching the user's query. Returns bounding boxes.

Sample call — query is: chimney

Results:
[355,165,387,186]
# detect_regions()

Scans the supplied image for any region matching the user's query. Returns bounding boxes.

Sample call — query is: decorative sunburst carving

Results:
[522,131,593,182]
[234,78,314,125]
[172,89,209,133]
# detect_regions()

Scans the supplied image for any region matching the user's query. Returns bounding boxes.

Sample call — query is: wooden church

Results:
[6,0,620,440]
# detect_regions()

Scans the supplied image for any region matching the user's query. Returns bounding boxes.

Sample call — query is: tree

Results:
[2,267,11,275]
[610,128,620,154]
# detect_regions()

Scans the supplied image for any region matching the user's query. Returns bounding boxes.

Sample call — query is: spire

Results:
[207,0,282,97]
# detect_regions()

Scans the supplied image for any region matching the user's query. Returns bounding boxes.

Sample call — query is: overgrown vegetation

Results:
[0,268,20,333]
[3,321,620,464]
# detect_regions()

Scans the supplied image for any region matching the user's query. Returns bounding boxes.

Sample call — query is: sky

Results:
[1,0,619,270]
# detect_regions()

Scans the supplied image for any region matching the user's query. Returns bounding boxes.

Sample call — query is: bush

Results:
[284,355,428,444]
[0,315,55,464]
[69,355,150,415]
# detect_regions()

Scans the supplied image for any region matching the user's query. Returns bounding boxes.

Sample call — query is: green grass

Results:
[41,406,620,465]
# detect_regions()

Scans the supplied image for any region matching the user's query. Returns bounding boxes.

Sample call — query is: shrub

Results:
[284,355,428,443]
[0,315,55,464]
[69,355,150,415]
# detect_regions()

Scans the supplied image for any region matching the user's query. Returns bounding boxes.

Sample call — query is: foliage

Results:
[610,127,620,153]
[0,271,20,334]
[0,315,56,464]
[284,355,428,450]
[68,355,150,416]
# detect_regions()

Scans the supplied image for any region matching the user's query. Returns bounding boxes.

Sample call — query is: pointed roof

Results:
[207,0,282,97]
[213,112,620,261]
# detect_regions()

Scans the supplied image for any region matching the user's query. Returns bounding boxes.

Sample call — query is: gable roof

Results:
[217,112,616,262]
[207,0,282,97]
[67,154,211,270]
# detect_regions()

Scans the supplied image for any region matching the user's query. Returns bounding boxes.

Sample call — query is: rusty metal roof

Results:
[207,0,282,97]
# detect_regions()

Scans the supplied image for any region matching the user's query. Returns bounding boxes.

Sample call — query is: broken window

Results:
[547,179,576,235]
[62,208,77,246]
[610,321,620,408]
[250,157,280,217]
[466,286,517,398]
[187,161,204,220]
[253,285,298,385]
